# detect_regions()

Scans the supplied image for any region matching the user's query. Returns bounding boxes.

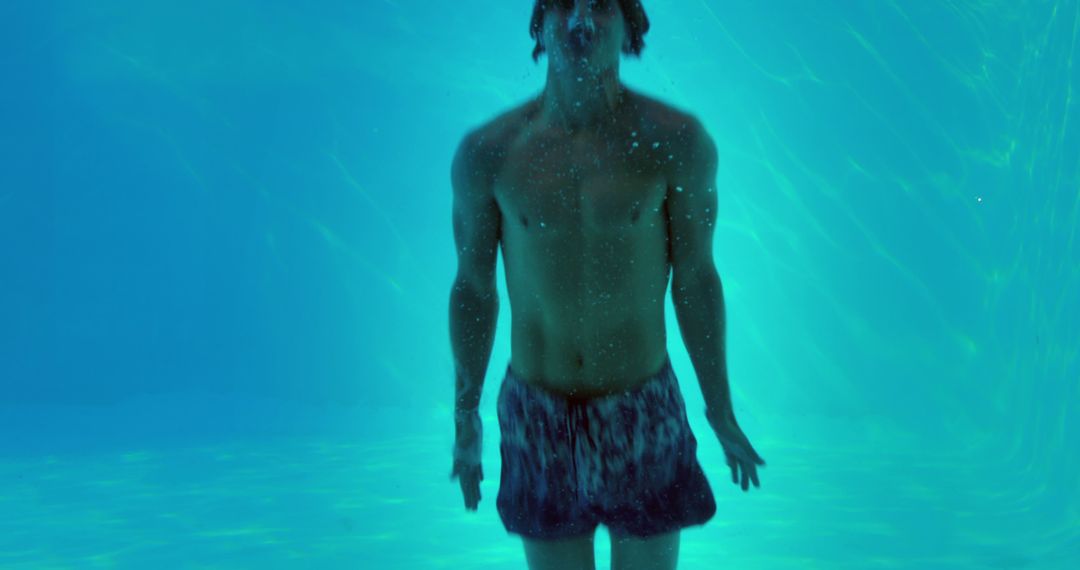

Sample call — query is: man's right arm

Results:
[449,132,501,414]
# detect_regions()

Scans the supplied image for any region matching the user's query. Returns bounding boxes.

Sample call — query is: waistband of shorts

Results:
[502,353,674,403]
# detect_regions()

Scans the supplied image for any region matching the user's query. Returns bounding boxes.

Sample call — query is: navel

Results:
[519,213,529,228]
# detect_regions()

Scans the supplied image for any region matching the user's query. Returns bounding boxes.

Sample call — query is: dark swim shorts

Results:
[496,354,717,540]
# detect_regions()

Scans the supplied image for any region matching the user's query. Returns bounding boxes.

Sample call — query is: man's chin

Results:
[570,53,599,68]
[555,52,606,73]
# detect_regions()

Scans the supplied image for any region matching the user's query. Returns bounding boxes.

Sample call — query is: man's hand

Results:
[706,407,766,491]
[449,409,483,511]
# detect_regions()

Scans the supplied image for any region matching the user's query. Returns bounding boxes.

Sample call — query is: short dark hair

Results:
[529,0,651,63]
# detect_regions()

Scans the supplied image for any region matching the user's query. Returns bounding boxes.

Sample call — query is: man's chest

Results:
[493,130,672,232]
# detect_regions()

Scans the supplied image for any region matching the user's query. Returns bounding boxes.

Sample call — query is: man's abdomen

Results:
[508,311,669,399]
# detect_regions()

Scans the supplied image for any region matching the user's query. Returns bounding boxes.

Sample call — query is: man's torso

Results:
[473,89,695,398]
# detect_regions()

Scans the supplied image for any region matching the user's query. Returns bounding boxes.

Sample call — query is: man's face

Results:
[542,0,628,71]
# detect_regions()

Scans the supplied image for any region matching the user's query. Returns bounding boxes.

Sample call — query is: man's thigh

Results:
[574,359,716,538]
[496,367,599,539]
[522,529,597,570]
[610,530,680,570]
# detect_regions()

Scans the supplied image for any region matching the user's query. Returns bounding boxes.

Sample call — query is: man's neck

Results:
[539,64,625,132]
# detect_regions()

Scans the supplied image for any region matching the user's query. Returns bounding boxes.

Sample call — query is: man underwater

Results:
[450,2,766,568]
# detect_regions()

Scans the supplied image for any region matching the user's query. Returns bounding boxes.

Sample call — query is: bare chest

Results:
[493,129,672,234]
[490,118,680,391]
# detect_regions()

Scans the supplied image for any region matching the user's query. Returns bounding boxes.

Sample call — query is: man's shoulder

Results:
[460,98,538,152]
[453,98,538,190]
[627,90,704,137]
[624,91,714,185]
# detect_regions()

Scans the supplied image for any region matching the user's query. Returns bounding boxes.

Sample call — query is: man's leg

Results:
[522,529,598,570]
[498,368,600,567]
[581,357,702,569]
[610,530,680,570]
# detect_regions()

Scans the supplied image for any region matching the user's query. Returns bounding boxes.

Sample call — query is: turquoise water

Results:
[1,0,1077,568]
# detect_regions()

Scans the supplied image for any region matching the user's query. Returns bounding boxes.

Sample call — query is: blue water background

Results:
[1,1,1077,568]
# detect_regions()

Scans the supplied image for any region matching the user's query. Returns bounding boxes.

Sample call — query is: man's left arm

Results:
[666,117,734,422]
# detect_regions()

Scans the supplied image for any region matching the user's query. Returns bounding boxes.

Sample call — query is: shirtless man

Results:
[449,1,765,569]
